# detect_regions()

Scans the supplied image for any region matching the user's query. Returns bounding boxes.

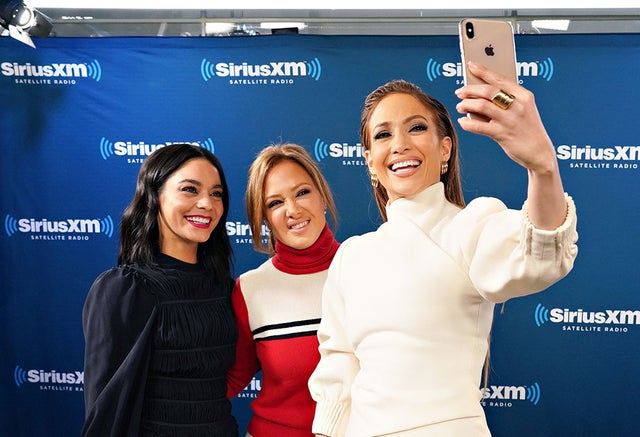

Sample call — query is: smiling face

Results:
[263,159,327,250]
[157,157,224,262]
[364,92,452,204]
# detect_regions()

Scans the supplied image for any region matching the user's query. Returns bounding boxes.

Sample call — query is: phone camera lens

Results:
[465,22,474,39]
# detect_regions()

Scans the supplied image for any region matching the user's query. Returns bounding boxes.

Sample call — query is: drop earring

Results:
[440,161,449,175]
[370,171,379,188]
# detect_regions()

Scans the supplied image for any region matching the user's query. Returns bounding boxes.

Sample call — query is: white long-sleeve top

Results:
[308,182,578,436]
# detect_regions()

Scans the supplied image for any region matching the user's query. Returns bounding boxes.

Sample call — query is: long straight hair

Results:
[118,143,233,284]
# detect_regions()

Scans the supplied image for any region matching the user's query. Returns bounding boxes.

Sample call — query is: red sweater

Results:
[227,225,339,437]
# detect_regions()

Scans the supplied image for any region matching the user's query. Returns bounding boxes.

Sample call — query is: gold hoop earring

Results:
[440,161,449,175]
[370,172,379,188]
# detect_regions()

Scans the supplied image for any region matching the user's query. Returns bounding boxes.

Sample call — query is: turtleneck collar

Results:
[385,182,457,233]
[272,223,340,275]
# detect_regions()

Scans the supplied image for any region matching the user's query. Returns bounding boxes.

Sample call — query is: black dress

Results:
[82,254,238,437]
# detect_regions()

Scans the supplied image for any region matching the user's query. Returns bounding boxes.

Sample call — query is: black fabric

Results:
[82,254,238,437]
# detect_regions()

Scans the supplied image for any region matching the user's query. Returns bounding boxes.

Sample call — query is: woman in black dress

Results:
[82,143,238,436]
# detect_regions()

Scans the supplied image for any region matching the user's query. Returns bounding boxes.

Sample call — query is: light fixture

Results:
[0,0,54,47]
[205,22,235,35]
[532,20,571,31]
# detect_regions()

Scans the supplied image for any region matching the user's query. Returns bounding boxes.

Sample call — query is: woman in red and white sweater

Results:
[227,143,340,437]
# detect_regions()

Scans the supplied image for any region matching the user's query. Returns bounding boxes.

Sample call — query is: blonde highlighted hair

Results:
[245,143,338,255]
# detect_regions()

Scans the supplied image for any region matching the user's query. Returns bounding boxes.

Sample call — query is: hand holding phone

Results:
[459,18,518,119]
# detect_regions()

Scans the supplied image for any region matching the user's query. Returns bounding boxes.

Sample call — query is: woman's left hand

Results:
[455,61,557,175]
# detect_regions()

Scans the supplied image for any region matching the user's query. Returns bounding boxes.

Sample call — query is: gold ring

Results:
[491,89,516,110]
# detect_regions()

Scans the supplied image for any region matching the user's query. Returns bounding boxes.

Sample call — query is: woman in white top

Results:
[308,62,579,436]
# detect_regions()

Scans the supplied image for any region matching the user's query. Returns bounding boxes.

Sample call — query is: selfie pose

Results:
[308,62,579,436]
[82,144,238,436]
[227,143,340,437]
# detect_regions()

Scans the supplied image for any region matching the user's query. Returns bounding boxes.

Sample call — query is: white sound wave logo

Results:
[99,137,215,160]
[424,57,555,82]
[200,57,322,81]
[482,382,542,406]
[4,214,114,238]
[1,59,102,81]
[535,302,638,333]
[14,365,84,388]
[312,137,364,162]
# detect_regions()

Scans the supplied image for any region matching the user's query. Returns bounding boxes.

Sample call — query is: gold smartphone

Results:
[459,18,518,119]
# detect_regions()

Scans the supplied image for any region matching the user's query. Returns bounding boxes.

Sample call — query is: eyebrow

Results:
[264,182,310,201]
[179,178,223,190]
[179,178,201,185]
[373,114,428,131]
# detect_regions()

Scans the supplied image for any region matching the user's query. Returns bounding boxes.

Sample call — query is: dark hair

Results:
[360,79,465,221]
[245,143,338,255]
[118,143,233,283]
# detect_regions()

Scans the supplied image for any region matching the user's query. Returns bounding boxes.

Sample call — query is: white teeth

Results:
[290,221,309,230]
[391,160,420,171]
[187,217,211,224]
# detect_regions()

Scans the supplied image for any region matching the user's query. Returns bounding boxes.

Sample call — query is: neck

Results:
[159,242,198,264]
[271,224,339,274]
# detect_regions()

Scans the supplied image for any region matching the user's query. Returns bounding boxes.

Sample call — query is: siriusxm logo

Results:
[14,365,84,388]
[226,220,269,245]
[4,214,114,239]
[556,144,640,163]
[535,303,638,332]
[481,382,542,406]
[313,138,365,165]
[425,57,555,82]
[1,60,102,81]
[99,138,215,161]
[201,57,322,82]
[226,221,269,237]
[236,376,262,399]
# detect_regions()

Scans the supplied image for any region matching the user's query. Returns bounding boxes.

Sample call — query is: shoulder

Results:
[330,230,385,264]
[89,265,148,293]
[238,258,275,282]
[85,265,156,313]
[461,196,508,216]
[448,196,513,228]
[236,258,277,293]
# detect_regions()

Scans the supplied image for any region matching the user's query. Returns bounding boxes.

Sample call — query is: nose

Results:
[197,195,213,210]
[391,132,410,154]
[285,198,301,217]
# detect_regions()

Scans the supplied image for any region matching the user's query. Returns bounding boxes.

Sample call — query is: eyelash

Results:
[373,123,427,140]
[266,188,311,209]
[182,186,223,198]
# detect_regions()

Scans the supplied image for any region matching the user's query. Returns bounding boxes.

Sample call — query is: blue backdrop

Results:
[1,32,638,436]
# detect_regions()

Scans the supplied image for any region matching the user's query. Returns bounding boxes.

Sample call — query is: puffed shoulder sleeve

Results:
[466,193,578,303]
[82,267,157,437]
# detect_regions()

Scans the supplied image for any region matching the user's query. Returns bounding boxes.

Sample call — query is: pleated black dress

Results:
[82,253,238,437]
